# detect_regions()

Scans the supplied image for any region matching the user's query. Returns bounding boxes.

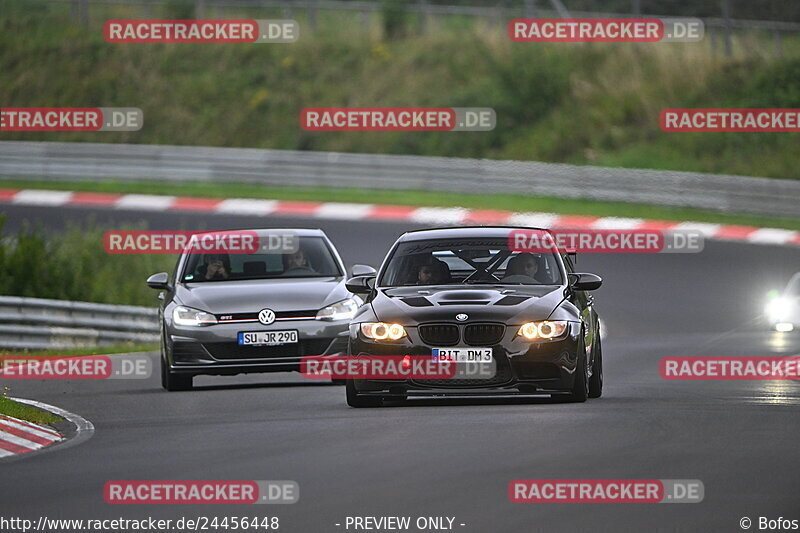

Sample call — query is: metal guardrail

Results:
[0,296,159,351]
[1,141,799,217]
[34,0,800,33]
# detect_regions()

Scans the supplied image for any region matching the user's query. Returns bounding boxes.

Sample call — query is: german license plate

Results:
[238,330,298,346]
[432,347,493,363]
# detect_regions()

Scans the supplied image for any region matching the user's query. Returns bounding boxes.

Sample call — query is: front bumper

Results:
[349,322,582,395]
[165,319,350,375]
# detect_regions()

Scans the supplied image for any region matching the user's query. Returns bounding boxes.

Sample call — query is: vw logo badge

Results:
[455,313,468,322]
[258,308,276,325]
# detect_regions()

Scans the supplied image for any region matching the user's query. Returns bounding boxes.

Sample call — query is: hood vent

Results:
[400,297,434,307]
[495,295,529,306]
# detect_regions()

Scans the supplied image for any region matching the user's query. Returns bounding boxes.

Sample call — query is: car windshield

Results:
[379,237,564,287]
[181,236,341,282]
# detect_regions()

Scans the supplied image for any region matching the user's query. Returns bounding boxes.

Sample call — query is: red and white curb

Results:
[1,188,798,247]
[0,413,62,457]
[0,397,94,460]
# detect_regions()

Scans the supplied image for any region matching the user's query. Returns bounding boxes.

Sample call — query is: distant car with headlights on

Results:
[146,228,370,391]
[765,273,800,332]
[344,226,603,407]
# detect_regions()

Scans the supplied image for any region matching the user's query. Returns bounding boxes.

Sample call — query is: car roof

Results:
[193,228,328,238]
[397,226,550,242]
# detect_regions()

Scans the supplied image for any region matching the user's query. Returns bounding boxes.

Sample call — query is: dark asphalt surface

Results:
[1,203,799,533]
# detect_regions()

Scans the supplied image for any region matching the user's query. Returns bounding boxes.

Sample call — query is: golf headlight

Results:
[517,321,569,340]
[360,322,407,341]
[317,298,359,321]
[173,306,217,327]
[765,297,790,321]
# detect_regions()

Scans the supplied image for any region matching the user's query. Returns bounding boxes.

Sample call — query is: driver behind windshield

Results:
[415,257,448,285]
[282,248,316,273]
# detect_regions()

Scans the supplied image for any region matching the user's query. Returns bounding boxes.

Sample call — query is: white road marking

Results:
[12,189,73,206]
[314,203,374,220]
[215,198,279,215]
[115,194,176,210]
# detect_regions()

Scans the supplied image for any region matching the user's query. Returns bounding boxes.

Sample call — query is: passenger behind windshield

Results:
[198,253,231,281]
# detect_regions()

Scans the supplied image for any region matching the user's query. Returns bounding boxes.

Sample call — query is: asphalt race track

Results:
[1,203,799,532]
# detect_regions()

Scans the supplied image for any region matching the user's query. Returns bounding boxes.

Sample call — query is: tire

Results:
[588,334,603,399]
[346,379,382,407]
[331,378,347,385]
[564,335,588,403]
[161,352,193,391]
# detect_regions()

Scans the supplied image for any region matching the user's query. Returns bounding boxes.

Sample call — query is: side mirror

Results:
[569,272,602,291]
[351,264,377,277]
[346,275,376,295]
[146,272,171,291]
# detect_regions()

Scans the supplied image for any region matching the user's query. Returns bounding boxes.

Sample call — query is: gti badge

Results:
[258,308,276,325]
[455,313,468,322]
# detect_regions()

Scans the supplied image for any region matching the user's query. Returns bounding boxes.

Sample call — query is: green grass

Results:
[0,216,175,306]
[1,1,800,179]
[0,396,62,425]
[0,344,158,357]
[2,178,799,230]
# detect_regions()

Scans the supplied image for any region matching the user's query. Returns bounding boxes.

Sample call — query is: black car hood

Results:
[175,277,348,313]
[372,285,566,325]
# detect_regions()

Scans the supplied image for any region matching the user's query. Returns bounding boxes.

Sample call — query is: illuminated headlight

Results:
[517,321,569,340]
[765,297,791,321]
[360,322,407,341]
[317,298,359,321]
[172,306,217,327]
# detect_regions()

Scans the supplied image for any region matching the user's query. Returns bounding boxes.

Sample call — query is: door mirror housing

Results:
[351,264,377,277]
[146,272,171,291]
[569,272,602,291]
[346,275,376,295]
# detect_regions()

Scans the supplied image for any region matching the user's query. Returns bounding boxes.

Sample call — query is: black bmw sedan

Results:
[344,226,603,407]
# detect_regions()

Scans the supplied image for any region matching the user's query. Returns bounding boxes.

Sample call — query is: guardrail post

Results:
[308,0,318,31]
[721,0,733,57]
[72,0,89,26]
[774,29,782,57]
[196,0,205,18]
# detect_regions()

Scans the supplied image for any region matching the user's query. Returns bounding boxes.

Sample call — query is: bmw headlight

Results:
[317,298,359,321]
[360,322,407,341]
[172,306,217,327]
[517,321,569,340]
